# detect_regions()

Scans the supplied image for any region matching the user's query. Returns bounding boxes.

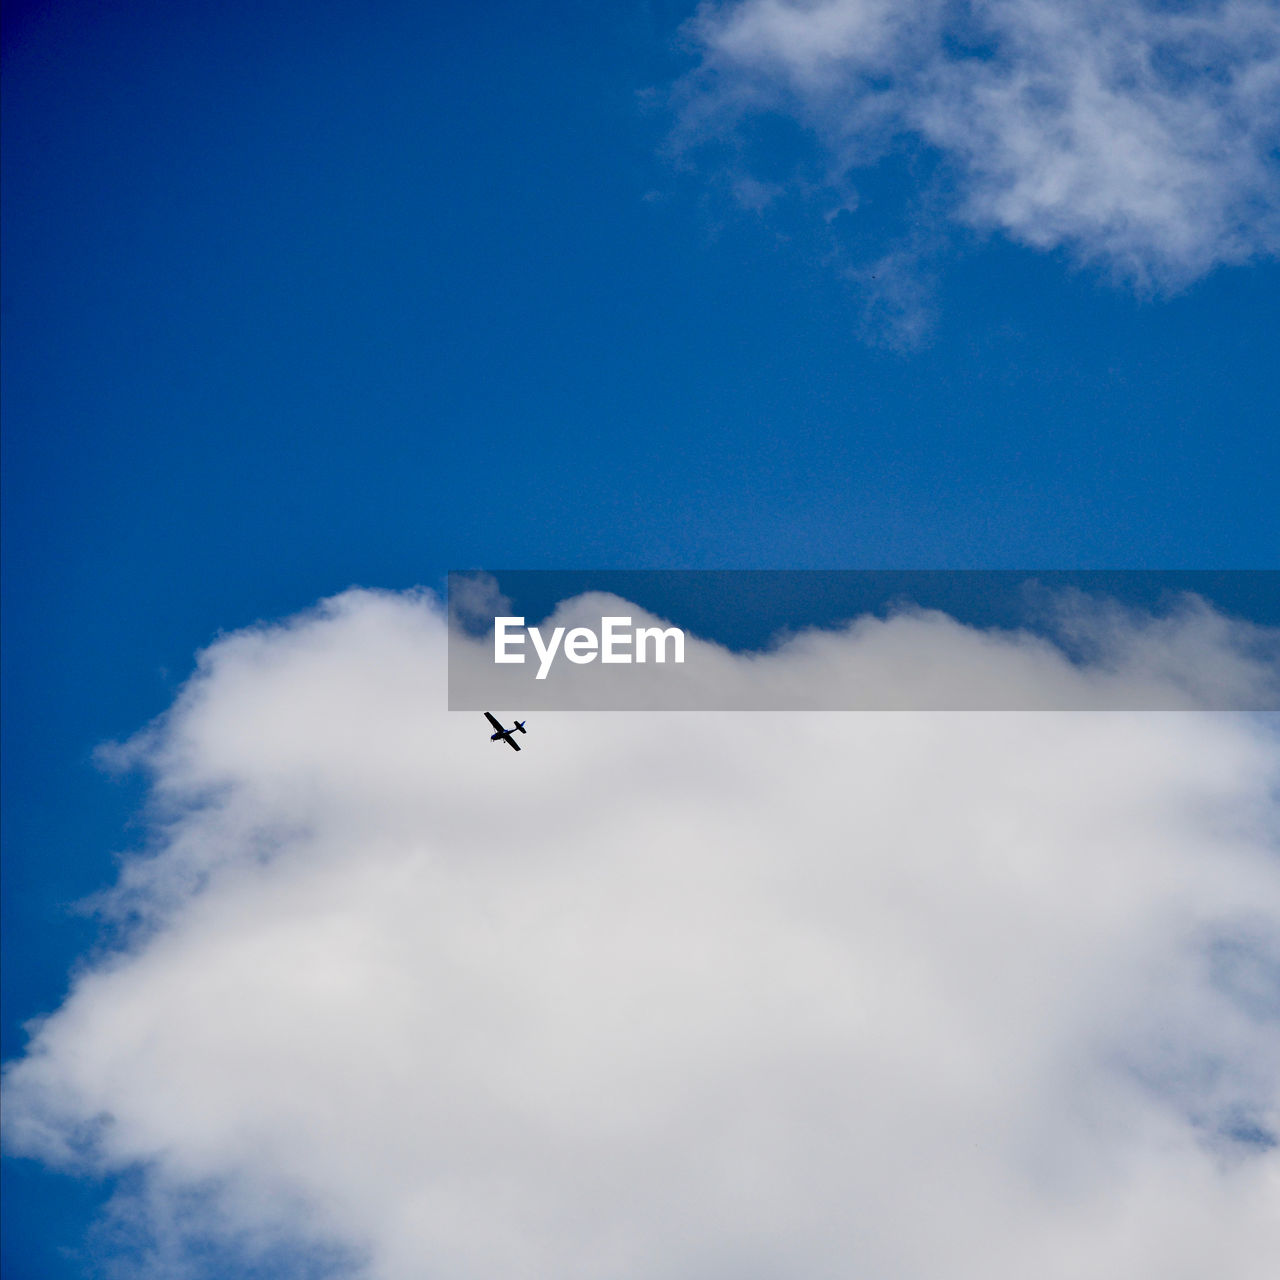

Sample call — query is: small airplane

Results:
[484,712,527,751]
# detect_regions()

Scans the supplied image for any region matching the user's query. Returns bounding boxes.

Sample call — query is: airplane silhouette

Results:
[484,712,527,751]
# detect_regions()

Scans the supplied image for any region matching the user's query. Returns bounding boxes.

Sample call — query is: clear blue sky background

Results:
[2,1,1277,1275]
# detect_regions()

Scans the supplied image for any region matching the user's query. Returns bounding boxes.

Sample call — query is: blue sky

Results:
[3,1,1279,1276]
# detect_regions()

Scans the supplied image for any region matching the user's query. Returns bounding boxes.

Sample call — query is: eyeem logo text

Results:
[494,616,686,680]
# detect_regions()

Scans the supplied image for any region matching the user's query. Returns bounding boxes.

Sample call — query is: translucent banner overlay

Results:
[447,571,1280,711]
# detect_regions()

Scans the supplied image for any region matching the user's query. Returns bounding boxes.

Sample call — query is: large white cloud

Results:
[676,0,1280,287]
[5,587,1280,1278]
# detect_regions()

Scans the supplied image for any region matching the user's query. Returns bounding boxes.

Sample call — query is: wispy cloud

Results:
[675,0,1280,289]
[5,588,1280,1278]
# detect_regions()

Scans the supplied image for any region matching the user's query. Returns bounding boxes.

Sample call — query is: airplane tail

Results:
[514,720,526,733]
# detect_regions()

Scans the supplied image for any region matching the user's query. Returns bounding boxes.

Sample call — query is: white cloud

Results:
[5,587,1280,1278]
[677,0,1280,286]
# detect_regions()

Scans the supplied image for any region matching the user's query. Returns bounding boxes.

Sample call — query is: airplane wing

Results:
[504,736,521,751]
[484,712,504,732]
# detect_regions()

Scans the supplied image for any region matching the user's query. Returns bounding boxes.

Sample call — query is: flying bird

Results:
[484,712,527,752]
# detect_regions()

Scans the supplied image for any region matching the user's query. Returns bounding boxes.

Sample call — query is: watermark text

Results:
[494,616,685,679]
